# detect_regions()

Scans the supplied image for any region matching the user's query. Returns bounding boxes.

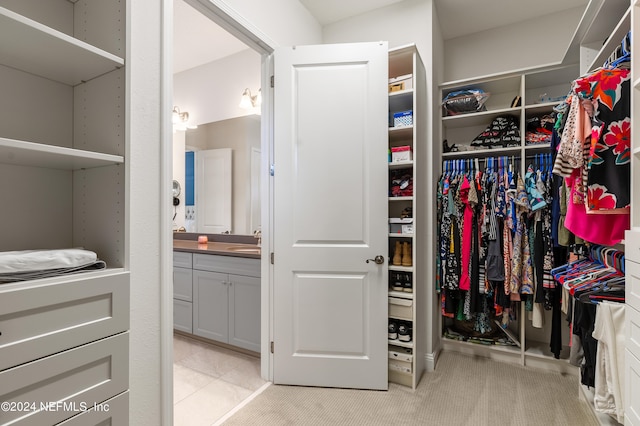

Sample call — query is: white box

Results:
[389,347,413,362]
[391,145,412,162]
[389,297,413,320]
[389,74,413,92]
[389,218,413,234]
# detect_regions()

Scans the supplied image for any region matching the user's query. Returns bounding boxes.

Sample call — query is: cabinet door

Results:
[173,299,193,334]
[228,274,261,352]
[192,270,228,343]
[173,266,193,301]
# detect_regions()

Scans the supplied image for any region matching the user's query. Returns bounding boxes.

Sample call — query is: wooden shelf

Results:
[0,6,124,86]
[442,146,521,158]
[388,290,413,299]
[389,265,414,272]
[388,339,413,349]
[442,107,521,128]
[388,233,414,238]
[585,6,630,72]
[0,137,123,170]
[388,160,413,169]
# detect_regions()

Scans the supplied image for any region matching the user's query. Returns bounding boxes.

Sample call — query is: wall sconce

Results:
[239,88,262,109]
[172,106,197,131]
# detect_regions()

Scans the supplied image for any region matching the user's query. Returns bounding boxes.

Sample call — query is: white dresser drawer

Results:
[0,272,129,372]
[627,260,640,311]
[193,253,260,277]
[628,305,640,360]
[57,391,129,426]
[174,251,193,268]
[626,349,640,426]
[0,332,128,426]
[626,230,640,263]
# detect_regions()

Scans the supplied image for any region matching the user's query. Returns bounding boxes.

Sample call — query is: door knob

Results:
[366,255,385,264]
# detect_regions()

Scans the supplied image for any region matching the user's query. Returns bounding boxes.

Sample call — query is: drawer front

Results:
[0,332,128,426]
[628,306,640,360]
[174,251,193,268]
[174,299,193,334]
[173,267,193,301]
[0,272,129,372]
[389,297,413,321]
[193,253,260,277]
[628,260,640,311]
[57,391,129,426]
[626,350,640,425]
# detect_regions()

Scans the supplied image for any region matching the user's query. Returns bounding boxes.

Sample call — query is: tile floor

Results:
[173,333,267,426]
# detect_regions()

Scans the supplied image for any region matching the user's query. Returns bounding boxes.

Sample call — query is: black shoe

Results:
[402,273,413,293]
[398,322,412,342]
[392,273,403,292]
[388,321,398,340]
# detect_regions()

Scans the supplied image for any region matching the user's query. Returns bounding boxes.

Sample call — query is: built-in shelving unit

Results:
[386,44,426,389]
[0,1,129,423]
[438,62,579,374]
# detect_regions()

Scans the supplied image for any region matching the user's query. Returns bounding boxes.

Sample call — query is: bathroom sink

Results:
[227,246,261,254]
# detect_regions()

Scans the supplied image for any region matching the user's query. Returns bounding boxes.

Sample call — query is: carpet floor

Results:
[222,351,598,426]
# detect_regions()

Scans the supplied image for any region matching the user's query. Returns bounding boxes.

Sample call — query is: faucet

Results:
[254,229,262,247]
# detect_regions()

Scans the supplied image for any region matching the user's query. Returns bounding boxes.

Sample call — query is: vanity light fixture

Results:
[239,88,262,109]
[172,106,198,131]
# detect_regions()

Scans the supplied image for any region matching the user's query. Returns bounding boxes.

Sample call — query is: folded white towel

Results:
[0,248,98,274]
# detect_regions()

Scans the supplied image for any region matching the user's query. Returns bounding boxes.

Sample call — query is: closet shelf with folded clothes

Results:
[0,248,108,284]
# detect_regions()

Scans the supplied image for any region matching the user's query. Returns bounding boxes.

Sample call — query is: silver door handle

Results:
[366,255,385,264]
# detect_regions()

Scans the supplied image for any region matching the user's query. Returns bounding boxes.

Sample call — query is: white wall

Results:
[323,0,432,63]
[443,6,584,82]
[129,0,164,424]
[207,0,322,47]
[173,48,261,126]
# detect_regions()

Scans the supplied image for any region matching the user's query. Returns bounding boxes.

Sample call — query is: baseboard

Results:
[424,349,439,372]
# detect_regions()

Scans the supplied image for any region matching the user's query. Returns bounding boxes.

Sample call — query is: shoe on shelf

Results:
[398,322,412,342]
[393,241,402,266]
[392,273,404,292]
[401,242,412,267]
[388,320,398,340]
[402,273,413,293]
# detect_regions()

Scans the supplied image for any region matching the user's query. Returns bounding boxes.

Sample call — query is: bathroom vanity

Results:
[173,235,261,353]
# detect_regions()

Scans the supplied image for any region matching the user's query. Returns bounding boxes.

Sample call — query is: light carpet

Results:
[222,351,597,426]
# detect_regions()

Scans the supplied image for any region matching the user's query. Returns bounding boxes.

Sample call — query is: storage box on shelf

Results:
[0,1,128,423]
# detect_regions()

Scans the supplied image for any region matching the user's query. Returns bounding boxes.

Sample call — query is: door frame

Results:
[161,1,275,423]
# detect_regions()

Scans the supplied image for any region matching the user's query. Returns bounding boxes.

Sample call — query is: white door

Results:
[195,148,232,234]
[273,42,389,389]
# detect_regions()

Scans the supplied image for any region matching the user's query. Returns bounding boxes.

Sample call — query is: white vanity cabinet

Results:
[173,251,261,353]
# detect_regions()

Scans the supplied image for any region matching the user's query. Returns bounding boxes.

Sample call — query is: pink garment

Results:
[564,173,628,245]
[459,176,472,291]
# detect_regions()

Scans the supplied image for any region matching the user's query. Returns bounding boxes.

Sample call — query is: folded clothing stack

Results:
[0,248,106,283]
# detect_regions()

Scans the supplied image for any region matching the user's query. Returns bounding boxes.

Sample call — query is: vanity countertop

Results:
[173,240,261,259]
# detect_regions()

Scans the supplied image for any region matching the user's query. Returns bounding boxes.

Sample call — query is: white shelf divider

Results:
[0,6,124,86]
[586,6,631,73]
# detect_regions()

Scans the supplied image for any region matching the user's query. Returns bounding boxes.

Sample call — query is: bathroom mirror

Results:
[174,115,261,235]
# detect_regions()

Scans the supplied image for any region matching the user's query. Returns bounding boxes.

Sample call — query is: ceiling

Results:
[174,0,589,73]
